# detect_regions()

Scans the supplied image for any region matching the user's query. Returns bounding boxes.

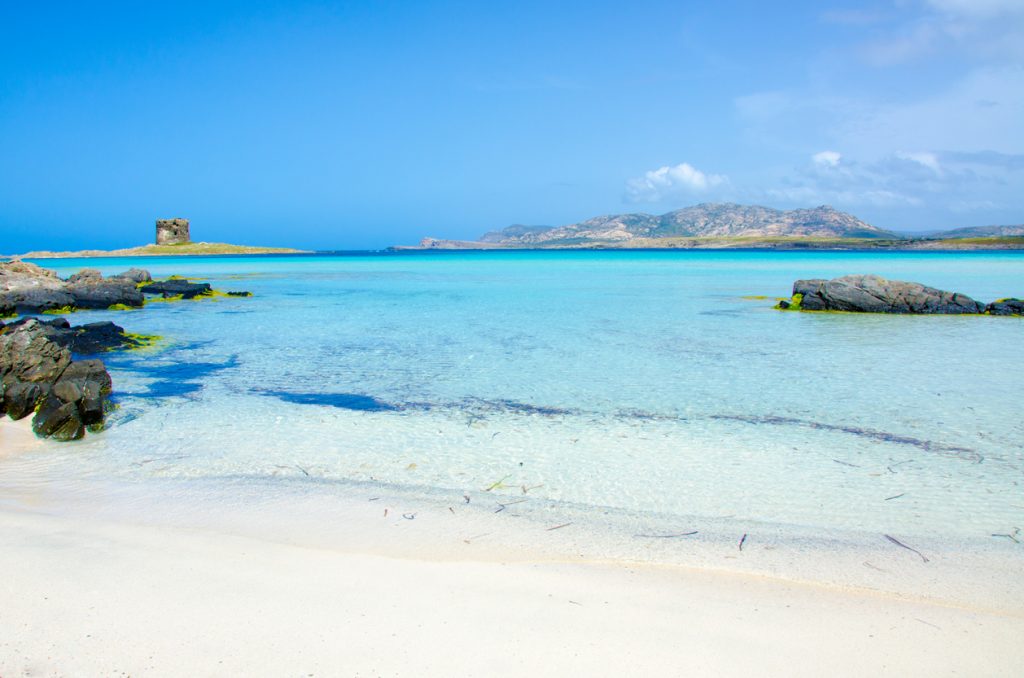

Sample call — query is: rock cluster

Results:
[0,261,146,315]
[3,316,145,354]
[0,318,112,440]
[776,275,1020,315]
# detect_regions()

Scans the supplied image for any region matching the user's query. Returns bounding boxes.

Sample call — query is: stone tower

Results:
[156,218,190,245]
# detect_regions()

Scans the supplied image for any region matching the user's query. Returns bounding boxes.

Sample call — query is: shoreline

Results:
[1,458,1020,614]
[1,414,1020,675]
[1,503,1020,676]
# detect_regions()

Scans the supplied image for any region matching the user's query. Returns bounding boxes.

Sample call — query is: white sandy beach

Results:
[2,418,1022,676]
[0,504,1020,677]
[0,416,39,456]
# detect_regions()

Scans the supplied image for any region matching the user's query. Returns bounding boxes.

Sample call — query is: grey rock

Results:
[0,318,72,383]
[111,268,152,284]
[790,275,985,314]
[1,260,142,313]
[984,298,1024,316]
[67,269,103,284]
[67,279,144,309]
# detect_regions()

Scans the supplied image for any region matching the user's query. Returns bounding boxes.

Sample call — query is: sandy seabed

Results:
[1,417,1021,677]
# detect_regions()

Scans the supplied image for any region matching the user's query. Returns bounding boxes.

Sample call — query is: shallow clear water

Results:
[7,250,1024,552]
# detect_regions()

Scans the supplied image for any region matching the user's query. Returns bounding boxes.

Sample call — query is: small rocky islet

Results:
[774,274,1022,316]
[1,261,250,440]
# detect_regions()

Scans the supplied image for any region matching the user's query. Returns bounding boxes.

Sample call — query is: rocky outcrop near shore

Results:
[776,275,1019,315]
[0,318,113,441]
[0,261,144,315]
[0,261,252,441]
[4,316,150,354]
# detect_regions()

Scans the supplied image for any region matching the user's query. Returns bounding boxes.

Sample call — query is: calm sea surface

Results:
[7,250,1024,563]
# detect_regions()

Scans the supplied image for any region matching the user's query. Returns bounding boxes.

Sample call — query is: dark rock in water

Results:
[110,268,152,284]
[32,393,85,441]
[226,291,253,297]
[65,322,136,354]
[142,279,213,299]
[985,298,1024,316]
[0,318,113,439]
[784,275,985,314]
[0,285,75,315]
[67,279,145,309]
[5,317,137,354]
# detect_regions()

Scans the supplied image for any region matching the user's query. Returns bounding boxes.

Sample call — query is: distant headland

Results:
[8,217,308,259]
[396,203,1024,251]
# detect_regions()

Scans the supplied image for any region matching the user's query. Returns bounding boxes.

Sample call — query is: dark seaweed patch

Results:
[483,399,576,416]
[712,414,981,461]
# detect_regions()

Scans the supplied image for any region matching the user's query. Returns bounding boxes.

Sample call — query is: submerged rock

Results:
[777,275,986,314]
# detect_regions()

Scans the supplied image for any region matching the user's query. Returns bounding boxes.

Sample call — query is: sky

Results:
[1,0,1023,251]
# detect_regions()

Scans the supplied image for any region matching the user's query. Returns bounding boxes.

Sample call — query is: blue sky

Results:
[2,0,1022,250]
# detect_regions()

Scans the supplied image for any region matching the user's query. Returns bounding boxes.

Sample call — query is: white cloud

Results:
[761,148,1023,210]
[813,150,842,167]
[624,162,728,202]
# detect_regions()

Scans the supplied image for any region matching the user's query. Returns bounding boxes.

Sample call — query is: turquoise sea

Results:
[4,250,1023,602]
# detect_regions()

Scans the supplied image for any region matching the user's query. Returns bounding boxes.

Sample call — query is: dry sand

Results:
[0,506,1020,677]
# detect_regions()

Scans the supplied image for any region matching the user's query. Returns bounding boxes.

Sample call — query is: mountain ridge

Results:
[478,203,898,246]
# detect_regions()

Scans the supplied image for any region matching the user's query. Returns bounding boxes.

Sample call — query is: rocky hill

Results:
[936,224,1024,239]
[478,204,898,246]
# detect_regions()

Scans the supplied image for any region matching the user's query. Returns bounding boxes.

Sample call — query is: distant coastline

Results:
[397,202,1024,251]
[9,241,310,259]
[396,235,1024,251]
